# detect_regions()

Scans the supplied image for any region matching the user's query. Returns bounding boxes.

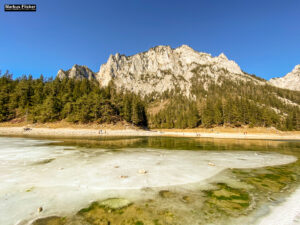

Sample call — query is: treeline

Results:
[0,72,147,126]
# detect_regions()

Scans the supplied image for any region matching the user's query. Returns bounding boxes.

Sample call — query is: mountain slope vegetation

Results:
[147,74,300,130]
[0,70,299,130]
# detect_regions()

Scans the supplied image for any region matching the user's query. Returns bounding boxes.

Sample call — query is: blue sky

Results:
[0,0,299,80]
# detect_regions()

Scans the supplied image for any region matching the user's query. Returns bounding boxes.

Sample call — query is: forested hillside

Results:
[0,72,147,126]
[148,75,300,130]
[0,71,299,130]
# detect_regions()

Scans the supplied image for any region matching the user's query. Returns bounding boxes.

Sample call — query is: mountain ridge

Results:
[57,64,95,80]
[56,45,299,94]
[269,65,300,91]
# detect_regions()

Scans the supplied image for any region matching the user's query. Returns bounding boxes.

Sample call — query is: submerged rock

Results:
[208,162,216,166]
[38,207,43,213]
[32,158,55,165]
[99,198,132,210]
[181,196,192,203]
[32,216,66,225]
[138,169,147,174]
[159,190,175,198]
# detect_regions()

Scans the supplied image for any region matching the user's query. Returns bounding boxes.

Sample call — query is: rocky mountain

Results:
[96,45,265,96]
[54,45,300,129]
[1,45,299,130]
[269,65,300,91]
[57,45,266,96]
[57,64,96,80]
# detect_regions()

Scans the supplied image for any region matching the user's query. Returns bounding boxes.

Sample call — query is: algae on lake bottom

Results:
[203,183,252,217]
[76,198,177,225]
[31,216,67,225]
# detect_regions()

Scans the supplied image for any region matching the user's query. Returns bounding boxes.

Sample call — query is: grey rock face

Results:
[269,65,300,91]
[95,45,259,96]
[56,45,267,96]
[57,64,96,80]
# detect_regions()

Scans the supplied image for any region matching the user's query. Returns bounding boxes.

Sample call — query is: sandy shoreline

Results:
[0,126,299,140]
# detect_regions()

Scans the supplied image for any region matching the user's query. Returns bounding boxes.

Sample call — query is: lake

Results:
[0,136,299,225]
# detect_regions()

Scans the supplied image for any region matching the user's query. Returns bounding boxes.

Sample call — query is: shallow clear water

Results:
[0,136,300,225]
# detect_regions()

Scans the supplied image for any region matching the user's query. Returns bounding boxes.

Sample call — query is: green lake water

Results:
[1,135,299,225]
[34,136,300,225]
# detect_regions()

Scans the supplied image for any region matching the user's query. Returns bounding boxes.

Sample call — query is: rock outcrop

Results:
[56,45,268,96]
[57,64,96,80]
[269,65,300,91]
[95,45,260,96]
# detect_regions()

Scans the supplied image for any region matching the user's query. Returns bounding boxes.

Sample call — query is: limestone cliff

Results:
[269,65,300,91]
[57,64,96,80]
[56,45,299,96]
[95,45,261,96]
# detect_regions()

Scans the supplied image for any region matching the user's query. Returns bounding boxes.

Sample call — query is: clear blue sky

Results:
[0,0,299,80]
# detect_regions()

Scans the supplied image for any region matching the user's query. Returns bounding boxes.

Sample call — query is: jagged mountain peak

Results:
[97,45,243,74]
[218,53,228,60]
[57,45,267,96]
[269,64,300,91]
[292,64,300,72]
[151,45,172,50]
[57,64,95,80]
[72,64,88,69]
[175,44,197,53]
[95,45,253,96]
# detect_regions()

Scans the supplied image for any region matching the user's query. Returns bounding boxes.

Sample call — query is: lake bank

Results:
[0,126,299,140]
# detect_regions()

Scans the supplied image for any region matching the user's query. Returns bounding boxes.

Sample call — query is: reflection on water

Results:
[48,136,299,152]
[1,136,300,225]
